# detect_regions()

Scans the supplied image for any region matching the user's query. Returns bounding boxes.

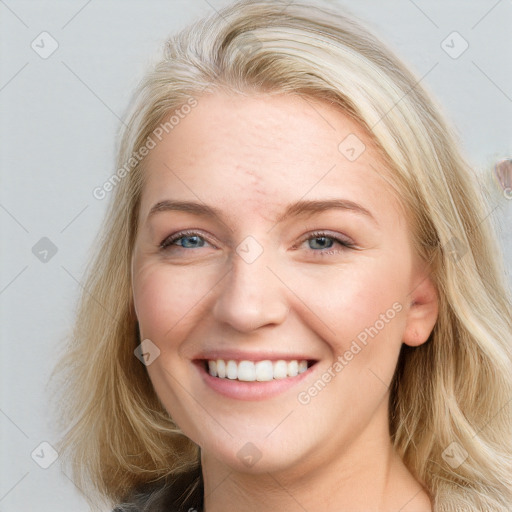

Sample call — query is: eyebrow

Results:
[147,198,377,225]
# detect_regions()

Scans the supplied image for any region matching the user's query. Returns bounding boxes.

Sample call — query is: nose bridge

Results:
[212,237,289,332]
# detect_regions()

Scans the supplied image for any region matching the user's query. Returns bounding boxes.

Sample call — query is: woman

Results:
[52,1,512,510]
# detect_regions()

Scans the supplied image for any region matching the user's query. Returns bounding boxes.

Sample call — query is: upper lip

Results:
[192,350,318,362]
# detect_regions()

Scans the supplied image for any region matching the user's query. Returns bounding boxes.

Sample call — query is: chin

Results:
[202,442,302,475]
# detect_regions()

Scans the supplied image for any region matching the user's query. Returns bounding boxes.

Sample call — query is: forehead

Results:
[140,91,400,225]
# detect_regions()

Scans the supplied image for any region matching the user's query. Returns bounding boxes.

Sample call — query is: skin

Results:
[131,91,438,511]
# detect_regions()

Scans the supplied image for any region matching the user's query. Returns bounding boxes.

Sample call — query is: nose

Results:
[212,249,290,333]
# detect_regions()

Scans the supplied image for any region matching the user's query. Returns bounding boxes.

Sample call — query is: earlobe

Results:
[403,274,439,347]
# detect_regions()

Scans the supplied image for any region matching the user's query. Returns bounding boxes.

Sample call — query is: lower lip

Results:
[195,362,316,401]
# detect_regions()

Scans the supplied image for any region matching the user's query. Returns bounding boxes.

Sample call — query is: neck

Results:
[200,414,431,512]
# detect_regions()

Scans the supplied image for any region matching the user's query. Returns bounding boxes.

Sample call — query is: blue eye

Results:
[176,234,205,249]
[159,231,209,250]
[303,231,354,254]
[307,235,336,250]
[159,230,354,255]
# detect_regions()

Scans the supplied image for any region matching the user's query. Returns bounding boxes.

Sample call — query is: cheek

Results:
[292,260,409,422]
[131,260,217,438]
[132,260,217,342]
[337,259,410,379]
[301,257,409,342]
[290,253,411,399]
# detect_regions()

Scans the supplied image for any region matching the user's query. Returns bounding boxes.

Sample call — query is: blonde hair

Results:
[51,1,512,510]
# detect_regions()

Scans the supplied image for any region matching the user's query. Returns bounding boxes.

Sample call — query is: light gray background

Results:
[1,1,511,510]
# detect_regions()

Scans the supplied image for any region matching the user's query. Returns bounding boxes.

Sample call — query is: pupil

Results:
[183,236,201,248]
[311,236,332,249]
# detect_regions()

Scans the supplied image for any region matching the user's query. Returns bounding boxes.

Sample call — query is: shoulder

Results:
[112,467,203,512]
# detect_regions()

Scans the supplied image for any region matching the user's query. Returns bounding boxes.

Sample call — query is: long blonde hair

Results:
[51,1,512,510]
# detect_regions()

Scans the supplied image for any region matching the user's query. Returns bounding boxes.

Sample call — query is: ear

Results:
[403,271,439,347]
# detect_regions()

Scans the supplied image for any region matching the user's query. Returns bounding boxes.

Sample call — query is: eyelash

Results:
[159,230,213,251]
[298,230,355,255]
[159,229,355,256]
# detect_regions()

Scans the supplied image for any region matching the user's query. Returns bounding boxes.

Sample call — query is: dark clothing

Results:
[112,466,203,512]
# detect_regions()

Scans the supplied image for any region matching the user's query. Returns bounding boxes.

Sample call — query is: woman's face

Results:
[131,92,437,474]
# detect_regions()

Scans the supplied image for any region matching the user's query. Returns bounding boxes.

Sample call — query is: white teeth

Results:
[255,360,273,381]
[208,360,217,377]
[273,360,288,379]
[288,360,299,377]
[226,360,238,379]
[207,359,310,381]
[238,360,256,381]
[217,359,226,378]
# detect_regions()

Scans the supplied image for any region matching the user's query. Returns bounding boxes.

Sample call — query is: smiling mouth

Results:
[202,359,316,382]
